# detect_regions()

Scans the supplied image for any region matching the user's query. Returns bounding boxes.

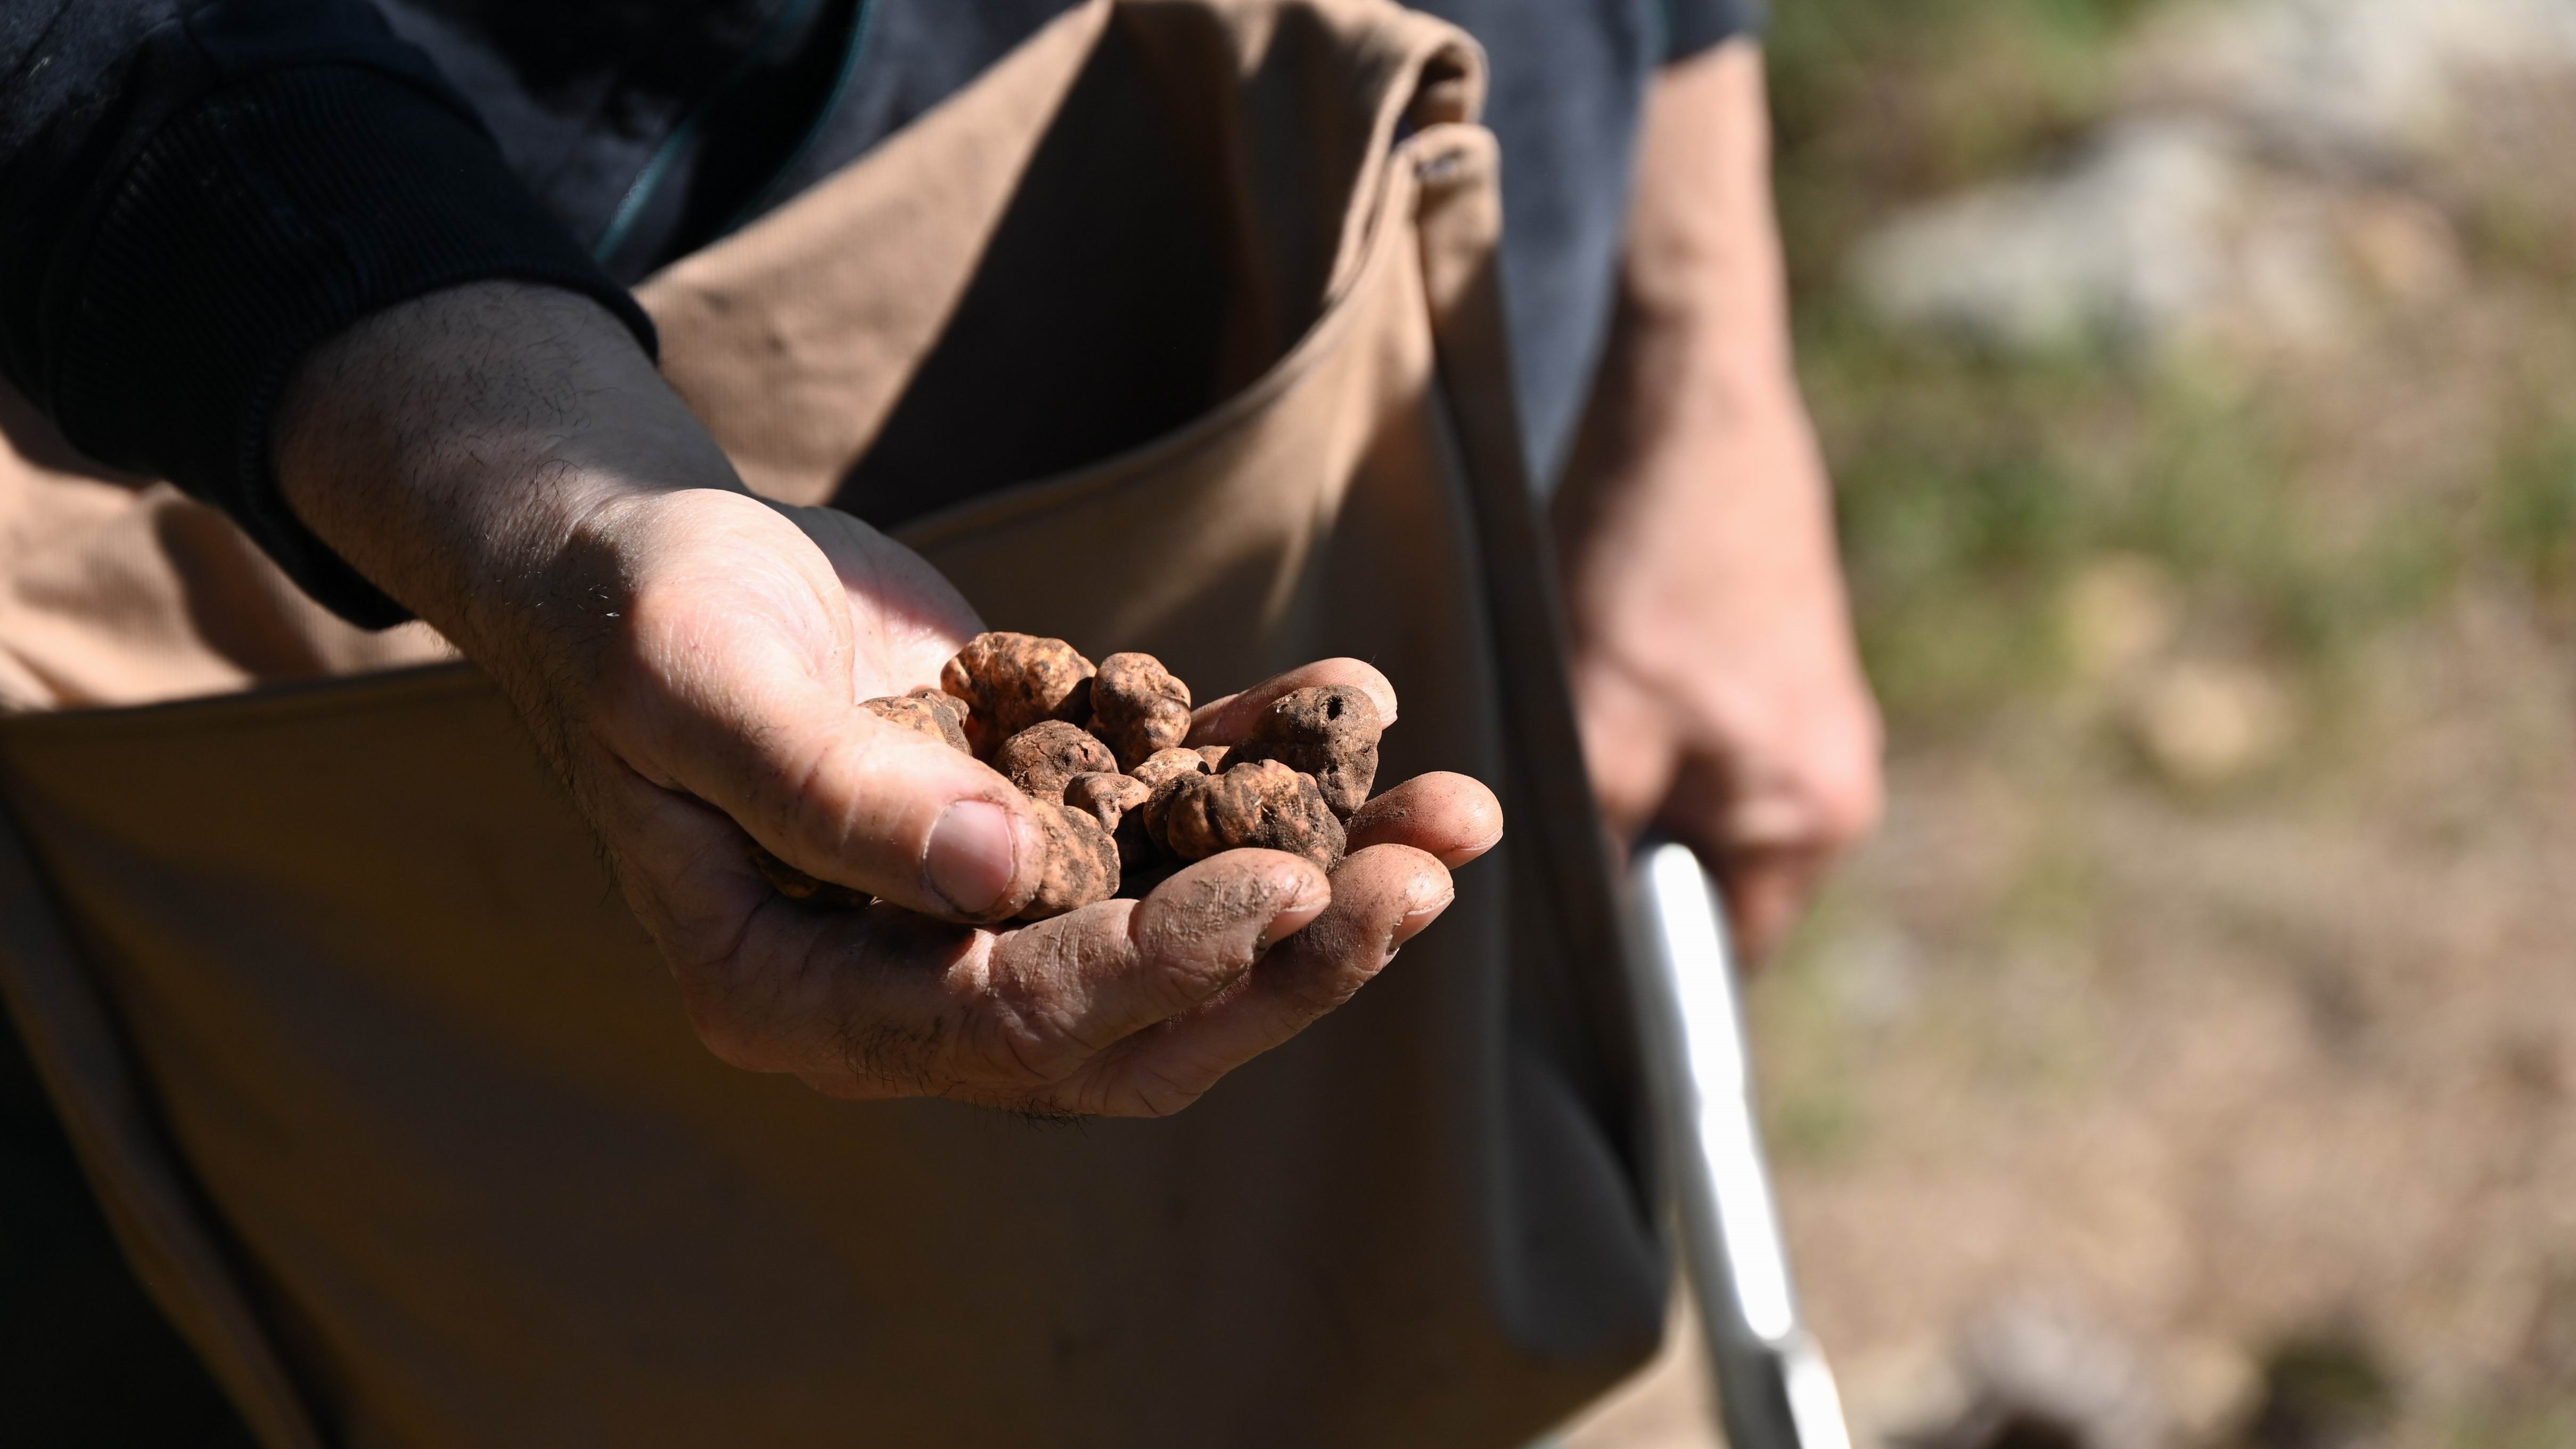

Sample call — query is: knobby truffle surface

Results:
[940,632,1096,754]
[1151,759,1346,872]
[1229,684,1381,817]
[994,720,1117,803]
[860,692,971,754]
[1131,747,1212,792]
[1019,797,1122,920]
[1064,771,1151,832]
[769,645,1413,917]
[909,687,974,748]
[1066,770,1157,870]
[1128,748,1205,847]
[1087,652,1193,770]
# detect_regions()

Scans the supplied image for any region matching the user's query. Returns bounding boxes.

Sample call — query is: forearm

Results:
[1554,39,1879,953]
[1599,40,1802,435]
[1557,41,1843,644]
[272,282,736,672]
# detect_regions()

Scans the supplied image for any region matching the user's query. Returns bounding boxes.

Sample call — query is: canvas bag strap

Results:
[1411,123,1648,1129]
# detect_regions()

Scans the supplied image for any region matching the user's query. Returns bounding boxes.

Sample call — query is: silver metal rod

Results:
[1626,842,1853,1449]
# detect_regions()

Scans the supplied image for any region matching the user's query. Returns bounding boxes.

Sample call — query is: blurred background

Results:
[1583,1,2576,1446]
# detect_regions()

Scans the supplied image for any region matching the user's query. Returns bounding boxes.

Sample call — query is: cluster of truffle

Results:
[775,632,1385,923]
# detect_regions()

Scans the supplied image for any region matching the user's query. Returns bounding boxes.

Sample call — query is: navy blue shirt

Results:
[0,0,1759,622]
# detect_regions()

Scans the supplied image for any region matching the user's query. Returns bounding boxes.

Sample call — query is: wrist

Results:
[273,281,741,668]
[1617,299,1804,433]
[1555,357,1849,656]
[1562,312,1829,539]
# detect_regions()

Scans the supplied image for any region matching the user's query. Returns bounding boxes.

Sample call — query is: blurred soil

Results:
[1565,3,2576,1445]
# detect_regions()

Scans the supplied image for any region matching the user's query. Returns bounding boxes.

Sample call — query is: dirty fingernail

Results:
[1257,883,1332,951]
[1392,882,1453,948]
[926,799,1019,916]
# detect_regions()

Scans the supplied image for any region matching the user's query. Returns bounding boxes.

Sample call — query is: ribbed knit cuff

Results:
[52,65,659,628]
[1660,0,1766,60]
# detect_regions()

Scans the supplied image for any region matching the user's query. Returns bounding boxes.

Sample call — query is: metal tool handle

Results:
[1626,842,1853,1449]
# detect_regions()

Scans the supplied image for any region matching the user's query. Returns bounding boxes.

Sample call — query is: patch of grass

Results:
[1763,1083,1863,1166]
[1809,312,2470,738]
[2452,1411,2576,1449]
[1796,311,2306,729]
[2098,377,2458,668]
[1766,2,2576,750]
[2240,1327,2401,1448]
[1794,311,2110,726]
[1768,0,2155,295]
[1765,0,2164,728]
[1755,886,1883,1166]
[2487,419,2576,608]
[1785,249,2469,743]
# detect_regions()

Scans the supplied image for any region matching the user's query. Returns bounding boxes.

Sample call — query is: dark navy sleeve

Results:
[1660,0,1763,59]
[0,1,657,625]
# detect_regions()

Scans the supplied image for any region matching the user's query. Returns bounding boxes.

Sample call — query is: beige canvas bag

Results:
[0,2,1667,1443]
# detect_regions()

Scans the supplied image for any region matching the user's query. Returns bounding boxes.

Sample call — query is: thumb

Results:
[612,652,1046,924]
[561,490,1048,922]
[768,710,1047,923]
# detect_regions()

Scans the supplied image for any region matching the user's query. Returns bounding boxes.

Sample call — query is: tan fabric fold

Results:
[0,389,450,712]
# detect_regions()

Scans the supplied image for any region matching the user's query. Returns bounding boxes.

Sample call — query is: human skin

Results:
[272,282,1496,1117]
[1553,41,1885,962]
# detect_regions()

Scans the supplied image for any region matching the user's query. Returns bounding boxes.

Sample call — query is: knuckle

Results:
[1155,946,1259,1008]
[1072,1059,1209,1119]
[1124,1067,1210,1119]
[1809,759,1885,847]
[963,993,1094,1088]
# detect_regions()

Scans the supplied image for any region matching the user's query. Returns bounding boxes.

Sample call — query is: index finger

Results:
[1186,657,1398,745]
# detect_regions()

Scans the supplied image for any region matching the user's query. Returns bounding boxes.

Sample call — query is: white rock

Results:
[1846,0,2532,358]
[2127,0,2576,167]
[1956,1300,2168,1449]
[1896,1299,2170,1449]
[1850,119,2242,355]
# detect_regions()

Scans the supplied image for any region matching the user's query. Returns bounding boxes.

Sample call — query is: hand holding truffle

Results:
[740,629,1501,1116]
[272,286,1500,1117]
